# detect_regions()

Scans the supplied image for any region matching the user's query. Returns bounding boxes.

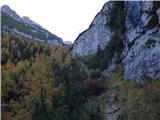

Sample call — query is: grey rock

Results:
[72,1,160,81]
[123,1,160,81]
[157,8,160,24]
[1,5,21,22]
[72,2,113,56]
[104,87,119,120]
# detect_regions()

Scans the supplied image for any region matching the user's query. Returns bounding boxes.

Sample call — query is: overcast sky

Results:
[0,0,108,42]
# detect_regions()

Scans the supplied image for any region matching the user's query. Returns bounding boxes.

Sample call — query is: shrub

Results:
[89,69,101,79]
[84,79,105,96]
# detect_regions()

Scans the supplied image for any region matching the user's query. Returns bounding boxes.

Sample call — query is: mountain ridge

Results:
[1,5,64,45]
[1,1,160,120]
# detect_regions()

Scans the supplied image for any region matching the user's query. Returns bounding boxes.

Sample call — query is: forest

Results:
[2,33,160,120]
[1,33,91,120]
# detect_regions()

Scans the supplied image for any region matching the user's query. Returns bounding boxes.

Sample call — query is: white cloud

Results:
[0,0,108,42]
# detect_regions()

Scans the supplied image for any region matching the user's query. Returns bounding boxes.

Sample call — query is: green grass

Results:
[1,13,47,40]
[1,13,32,34]
[106,66,160,120]
[83,65,160,120]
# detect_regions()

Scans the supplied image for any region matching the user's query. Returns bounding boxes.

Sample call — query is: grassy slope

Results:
[84,65,160,120]
[1,13,46,40]
[1,13,32,34]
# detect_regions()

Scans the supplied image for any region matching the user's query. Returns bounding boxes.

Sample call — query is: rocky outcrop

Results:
[123,1,160,81]
[72,2,113,56]
[1,5,63,45]
[72,1,160,81]
[104,86,120,120]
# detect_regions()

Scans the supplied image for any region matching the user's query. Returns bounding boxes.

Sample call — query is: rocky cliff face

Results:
[72,1,160,81]
[72,2,113,56]
[1,5,63,45]
[123,1,160,81]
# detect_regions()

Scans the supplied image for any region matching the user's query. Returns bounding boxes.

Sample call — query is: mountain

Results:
[1,5,63,45]
[72,2,113,56]
[63,41,73,45]
[72,1,160,82]
[1,1,160,120]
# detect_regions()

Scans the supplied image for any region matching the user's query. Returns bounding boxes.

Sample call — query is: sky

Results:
[0,0,108,42]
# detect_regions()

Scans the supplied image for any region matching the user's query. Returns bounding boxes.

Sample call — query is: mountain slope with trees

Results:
[1,1,160,120]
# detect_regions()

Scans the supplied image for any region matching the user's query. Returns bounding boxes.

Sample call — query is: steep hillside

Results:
[72,1,113,56]
[1,5,63,45]
[1,1,160,120]
[72,1,160,82]
[83,65,160,120]
[1,33,88,120]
